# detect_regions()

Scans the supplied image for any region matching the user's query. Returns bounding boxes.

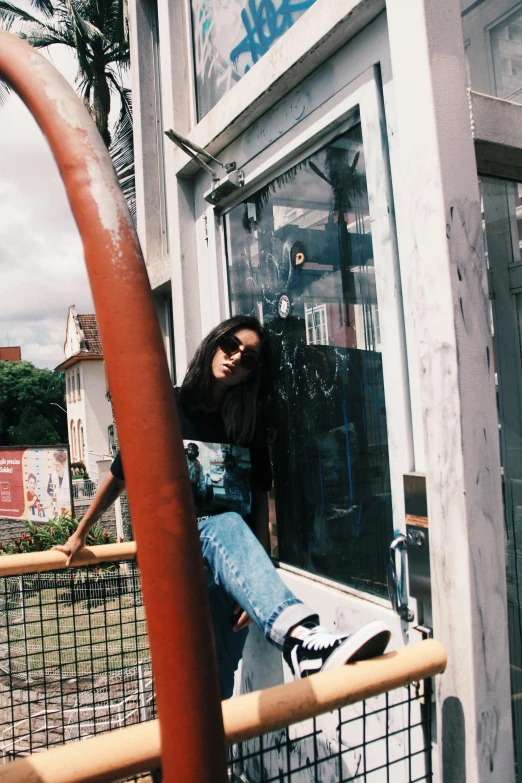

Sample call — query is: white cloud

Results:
[0,43,94,370]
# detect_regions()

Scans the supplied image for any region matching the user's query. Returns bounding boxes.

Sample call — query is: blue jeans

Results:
[198,512,317,699]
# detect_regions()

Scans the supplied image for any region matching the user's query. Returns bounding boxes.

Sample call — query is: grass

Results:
[0,578,150,678]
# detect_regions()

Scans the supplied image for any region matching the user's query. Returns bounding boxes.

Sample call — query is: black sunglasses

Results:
[217,334,261,372]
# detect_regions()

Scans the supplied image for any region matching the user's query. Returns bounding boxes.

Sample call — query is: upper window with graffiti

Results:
[191,0,318,120]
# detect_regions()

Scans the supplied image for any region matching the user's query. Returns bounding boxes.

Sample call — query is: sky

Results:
[0,43,95,370]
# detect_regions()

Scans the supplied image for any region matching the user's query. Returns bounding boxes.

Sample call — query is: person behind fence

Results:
[54,315,391,699]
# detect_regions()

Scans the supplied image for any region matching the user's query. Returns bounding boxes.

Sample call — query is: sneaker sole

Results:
[321,621,391,672]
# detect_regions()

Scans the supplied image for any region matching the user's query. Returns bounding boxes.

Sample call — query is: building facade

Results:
[55,307,113,482]
[128,0,522,778]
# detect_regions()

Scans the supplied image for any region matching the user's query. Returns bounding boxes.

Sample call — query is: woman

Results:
[56,315,391,698]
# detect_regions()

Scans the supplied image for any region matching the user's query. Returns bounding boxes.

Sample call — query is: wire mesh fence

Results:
[228,680,432,782]
[0,563,433,782]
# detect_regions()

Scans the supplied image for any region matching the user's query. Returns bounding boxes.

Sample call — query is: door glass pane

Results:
[225,119,393,596]
[190,0,318,120]
[481,176,522,780]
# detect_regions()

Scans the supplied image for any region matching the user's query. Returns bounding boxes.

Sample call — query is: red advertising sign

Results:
[0,446,72,521]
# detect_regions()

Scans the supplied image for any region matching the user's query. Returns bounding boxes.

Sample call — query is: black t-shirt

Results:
[110,390,271,519]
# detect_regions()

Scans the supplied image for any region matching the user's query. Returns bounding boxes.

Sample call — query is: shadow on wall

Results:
[442,696,466,782]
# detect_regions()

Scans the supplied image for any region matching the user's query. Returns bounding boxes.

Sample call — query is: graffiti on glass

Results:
[192,0,317,118]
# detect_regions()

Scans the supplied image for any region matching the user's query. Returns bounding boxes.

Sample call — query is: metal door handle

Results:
[388,534,414,622]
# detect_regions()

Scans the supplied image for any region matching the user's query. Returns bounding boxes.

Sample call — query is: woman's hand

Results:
[232,602,253,632]
[52,529,87,567]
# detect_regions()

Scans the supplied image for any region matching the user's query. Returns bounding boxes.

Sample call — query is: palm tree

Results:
[0,0,135,216]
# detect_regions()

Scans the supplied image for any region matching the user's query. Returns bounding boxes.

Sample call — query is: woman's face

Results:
[28,477,36,493]
[211,328,261,387]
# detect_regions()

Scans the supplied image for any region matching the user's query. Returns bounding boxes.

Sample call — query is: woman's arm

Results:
[53,472,125,565]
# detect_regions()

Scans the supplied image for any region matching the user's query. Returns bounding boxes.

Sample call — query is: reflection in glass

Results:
[190,0,317,120]
[492,10,522,100]
[482,176,522,779]
[225,120,393,595]
[462,0,522,103]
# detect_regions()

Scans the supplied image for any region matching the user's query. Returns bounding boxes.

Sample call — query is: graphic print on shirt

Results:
[184,440,251,519]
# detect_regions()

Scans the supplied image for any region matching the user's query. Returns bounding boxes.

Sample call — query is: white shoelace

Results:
[301,626,344,651]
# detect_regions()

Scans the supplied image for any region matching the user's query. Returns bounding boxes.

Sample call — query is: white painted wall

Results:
[66,360,112,482]
[82,362,113,481]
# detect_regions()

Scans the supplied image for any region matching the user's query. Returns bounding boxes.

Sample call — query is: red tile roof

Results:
[0,346,22,361]
[77,314,103,355]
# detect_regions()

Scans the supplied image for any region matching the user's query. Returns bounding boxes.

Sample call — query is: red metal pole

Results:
[0,32,227,783]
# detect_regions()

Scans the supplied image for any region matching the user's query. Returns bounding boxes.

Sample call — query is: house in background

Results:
[0,346,21,361]
[55,306,113,483]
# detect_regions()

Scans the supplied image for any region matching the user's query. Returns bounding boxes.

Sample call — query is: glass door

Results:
[482,176,522,779]
[223,69,413,600]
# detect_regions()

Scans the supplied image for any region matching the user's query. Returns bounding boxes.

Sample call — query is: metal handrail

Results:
[0,639,447,783]
[0,31,227,783]
[0,544,136,576]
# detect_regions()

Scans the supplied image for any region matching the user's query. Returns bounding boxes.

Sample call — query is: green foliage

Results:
[71,461,89,479]
[7,408,60,445]
[0,512,115,554]
[0,0,135,216]
[0,360,66,445]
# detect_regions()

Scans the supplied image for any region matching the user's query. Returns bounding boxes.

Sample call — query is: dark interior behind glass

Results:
[225,119,393,596]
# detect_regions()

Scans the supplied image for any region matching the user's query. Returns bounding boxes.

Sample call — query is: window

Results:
[225,120,393,595]
[76,371,81,401]
[76,419,85,459]
[71,423,77,461]
[66,374,71,403]
[190,0,318,119]
[491,8,522,101]
[462,2,522,105]
[78,421,85,460]
[305,304,328,345]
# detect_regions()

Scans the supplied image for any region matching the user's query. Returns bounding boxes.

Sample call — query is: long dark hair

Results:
[179,315,266,445]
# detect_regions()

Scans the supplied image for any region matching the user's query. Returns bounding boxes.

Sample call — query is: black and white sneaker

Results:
[283,621,391,680]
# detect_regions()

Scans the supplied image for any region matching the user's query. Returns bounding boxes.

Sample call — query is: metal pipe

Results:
[0,543,137,576]
[0,31,227,783]
[0,640,447,783]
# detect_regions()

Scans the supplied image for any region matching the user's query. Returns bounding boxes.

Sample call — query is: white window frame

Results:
[213,65,413,604]
[304,304,329,346]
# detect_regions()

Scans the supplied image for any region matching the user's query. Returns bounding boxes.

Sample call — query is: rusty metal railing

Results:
[0,31,226,783]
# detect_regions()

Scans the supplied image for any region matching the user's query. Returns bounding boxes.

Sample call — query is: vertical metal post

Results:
[19,575,30,679]
[137,662,149,723]
[0,31,227,783]
[386,1,514,779]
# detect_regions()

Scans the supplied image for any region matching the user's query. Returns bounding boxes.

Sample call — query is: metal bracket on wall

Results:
[164,128,244,205]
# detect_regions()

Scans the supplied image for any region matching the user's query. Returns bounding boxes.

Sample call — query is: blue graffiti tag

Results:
[230,0,317,69]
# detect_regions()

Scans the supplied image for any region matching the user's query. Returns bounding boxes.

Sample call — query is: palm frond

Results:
[65,0,102,44]
[19,23,73,47]
[0,0,46,27]
[108,82,135,220]
[27,0,54,19]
